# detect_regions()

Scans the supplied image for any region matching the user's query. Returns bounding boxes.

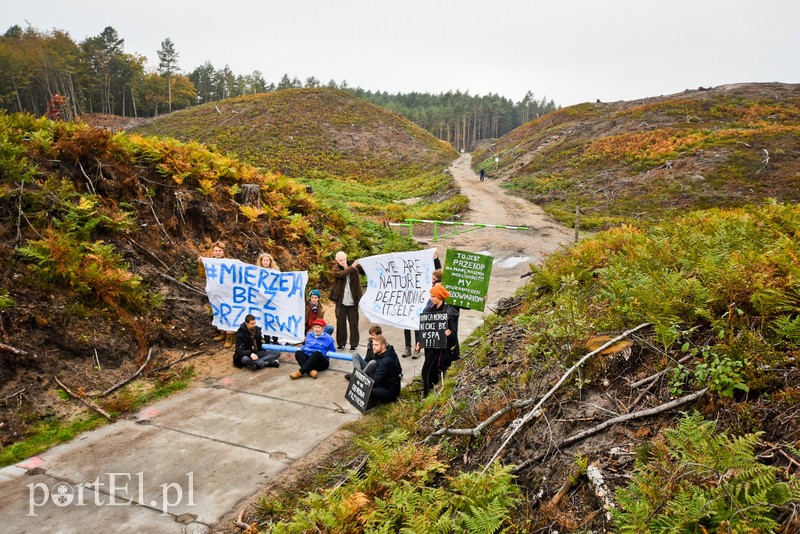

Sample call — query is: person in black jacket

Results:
[233,314,280,370]
[416,284,459,396]
[368,335,403,405]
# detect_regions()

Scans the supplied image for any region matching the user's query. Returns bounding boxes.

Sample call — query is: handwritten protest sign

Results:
[202,258,307,342]
[419,311,448,348]
[345,369,374,414]
[359,249,436,329]
[442,249,493,311]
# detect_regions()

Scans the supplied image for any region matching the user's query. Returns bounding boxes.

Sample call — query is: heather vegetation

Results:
[474,84,800,229]
[3,72,800,532]
[130,88,466,221]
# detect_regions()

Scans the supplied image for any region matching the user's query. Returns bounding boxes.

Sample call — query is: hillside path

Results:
[0,154,573,533]
[431,153,574,334]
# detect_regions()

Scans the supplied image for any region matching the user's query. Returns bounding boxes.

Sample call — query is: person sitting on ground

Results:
[345,325,382,381]
[290,319,335,379]
[305,289,325,333]
[367,335,403,406]
[233,314,280,370]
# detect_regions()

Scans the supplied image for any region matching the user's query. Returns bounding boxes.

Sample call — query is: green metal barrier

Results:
[389,219,529,242]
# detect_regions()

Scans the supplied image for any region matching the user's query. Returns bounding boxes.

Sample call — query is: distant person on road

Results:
[479,168,485,181]
[198,241,235,348]
[330,251,363,351]
[290,319,335,379]
[233,314,280,370]
[256,252,281,344]
[366,335,403,406]
[416,284,459,397]
[305,289,325,333]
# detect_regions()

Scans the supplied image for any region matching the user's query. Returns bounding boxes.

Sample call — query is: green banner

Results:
[442,249,492,311]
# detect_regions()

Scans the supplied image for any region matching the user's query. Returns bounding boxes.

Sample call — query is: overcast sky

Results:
[4,1,799,106]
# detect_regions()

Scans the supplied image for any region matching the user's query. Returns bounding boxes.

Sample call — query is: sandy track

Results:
[416,154,574,337]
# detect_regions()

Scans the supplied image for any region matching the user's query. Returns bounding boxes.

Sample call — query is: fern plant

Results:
[271,430,522,533]
[613,412,800,533]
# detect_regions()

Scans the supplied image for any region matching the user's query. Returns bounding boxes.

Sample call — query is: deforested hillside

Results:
[473,82,800,229]
[0,112,415,463]
[130,88,464,221]
[130,87,458,180]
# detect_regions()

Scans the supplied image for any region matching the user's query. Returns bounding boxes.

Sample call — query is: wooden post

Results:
[574,206,580,243]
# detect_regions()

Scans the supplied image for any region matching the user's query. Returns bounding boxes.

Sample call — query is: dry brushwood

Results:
[100,348,153,396]
[147,350,205,374]
[515,387,709,470]
[428,397,539,439]
[482,323,651,473]
[490,296,523,316]
[54,376,113,420]
[0,342,30,355]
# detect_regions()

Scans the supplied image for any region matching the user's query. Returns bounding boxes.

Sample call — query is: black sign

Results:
[345,368,374,414]
[419,311,448,349]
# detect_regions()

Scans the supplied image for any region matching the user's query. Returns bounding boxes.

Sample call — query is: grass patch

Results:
[0,367,195,468]
[0,414,105,467]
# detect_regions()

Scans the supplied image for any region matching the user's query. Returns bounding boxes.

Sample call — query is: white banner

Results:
[359,249,436,330]
[202,258,308,342]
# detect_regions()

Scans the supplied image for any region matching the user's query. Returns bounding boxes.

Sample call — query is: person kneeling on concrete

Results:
[367,335,403,405]
[290,319,335,379]
[234,314,280,370]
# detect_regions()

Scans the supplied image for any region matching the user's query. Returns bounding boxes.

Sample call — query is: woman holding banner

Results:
[416,284,459,397]
[256,251,281,344]
[198,241,234,348]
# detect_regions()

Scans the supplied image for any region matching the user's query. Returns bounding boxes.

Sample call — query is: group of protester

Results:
[201,244,460,407]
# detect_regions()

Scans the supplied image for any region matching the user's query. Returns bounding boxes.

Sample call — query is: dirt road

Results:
[422,154,574,335]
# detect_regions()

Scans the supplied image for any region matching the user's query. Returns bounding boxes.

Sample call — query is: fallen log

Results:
[54,376,113,421]
[101,348,153,396]
[148,349,205,374]
[586,461,615,521]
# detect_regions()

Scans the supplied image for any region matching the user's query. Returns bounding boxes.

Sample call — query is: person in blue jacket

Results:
[290,319,336,379]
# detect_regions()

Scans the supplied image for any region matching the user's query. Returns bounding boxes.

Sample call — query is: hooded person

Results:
[305,289,325,333]
[290,318,336,379]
